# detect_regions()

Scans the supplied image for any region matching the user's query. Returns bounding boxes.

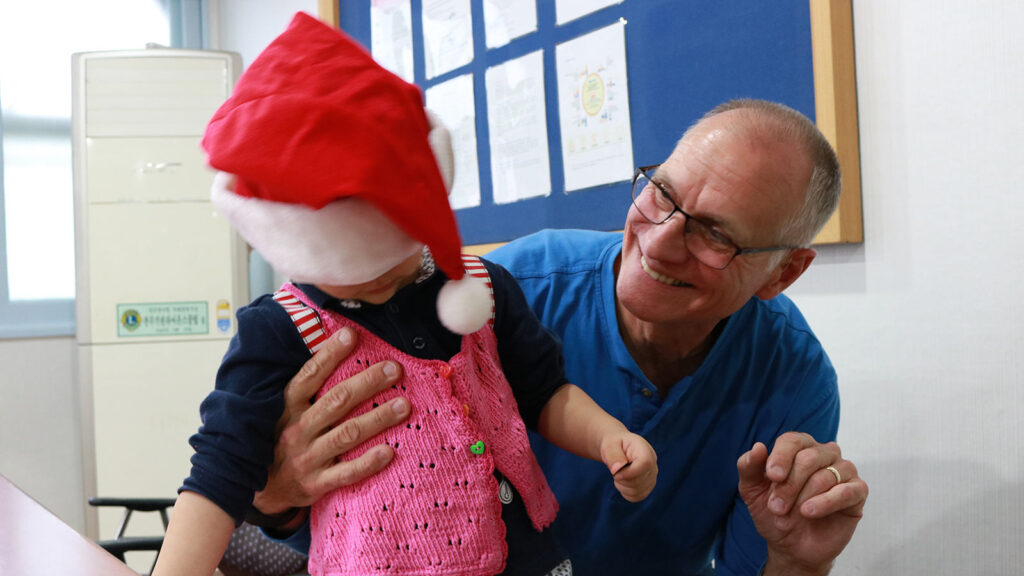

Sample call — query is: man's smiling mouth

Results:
[641,256,688,287]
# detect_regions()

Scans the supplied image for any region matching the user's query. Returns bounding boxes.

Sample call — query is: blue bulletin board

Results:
[324,0,862,246]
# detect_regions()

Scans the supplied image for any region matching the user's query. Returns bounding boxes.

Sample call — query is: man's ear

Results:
[755,248,817,300]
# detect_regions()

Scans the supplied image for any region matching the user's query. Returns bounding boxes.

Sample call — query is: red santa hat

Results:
[204,12,489,334]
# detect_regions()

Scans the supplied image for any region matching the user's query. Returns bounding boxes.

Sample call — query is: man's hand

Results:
[253,327,410,518]
[737,432,868,576]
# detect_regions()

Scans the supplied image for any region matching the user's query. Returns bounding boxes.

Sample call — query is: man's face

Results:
[616,111,812,327]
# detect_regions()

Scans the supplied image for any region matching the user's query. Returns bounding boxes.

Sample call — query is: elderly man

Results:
[251,99,868,575]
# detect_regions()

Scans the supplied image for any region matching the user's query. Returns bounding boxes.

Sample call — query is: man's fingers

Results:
[283,327,359,408]
[796,460,865,517]
[765,435,843,516]
[317,396,411,457]
[737,441,769,489]
[800,476,868,518]
[764,432,823,481]
[303,360,404,435]
[318,444,397,491]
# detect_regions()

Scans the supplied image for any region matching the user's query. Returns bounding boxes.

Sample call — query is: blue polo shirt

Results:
[488,229,840,576]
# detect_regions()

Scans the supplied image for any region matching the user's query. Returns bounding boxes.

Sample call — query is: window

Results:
[0,0,203,338]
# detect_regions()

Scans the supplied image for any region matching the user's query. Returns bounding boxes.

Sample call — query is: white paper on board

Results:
[555,20,634,192]
[371,0,414,82]
[422,0,474,79]
[483,0,538,49]
[425,74,481,210]
[485,50,551,204]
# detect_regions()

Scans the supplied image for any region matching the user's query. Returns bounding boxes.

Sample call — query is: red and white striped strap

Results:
[273,289,327,354]
[273,256,493,354]
[461,254,495,326]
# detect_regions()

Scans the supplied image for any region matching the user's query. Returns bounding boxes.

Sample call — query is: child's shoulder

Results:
[234,291,305,336]
[241,291,289,314]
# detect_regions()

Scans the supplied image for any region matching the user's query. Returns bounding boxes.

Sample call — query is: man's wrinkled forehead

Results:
[660,110,810,232]
[661,117,742,183]
[674,109,751,153]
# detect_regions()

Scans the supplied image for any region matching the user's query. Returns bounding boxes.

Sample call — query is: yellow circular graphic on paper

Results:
[581,73,605,116]
[120,309,141,332]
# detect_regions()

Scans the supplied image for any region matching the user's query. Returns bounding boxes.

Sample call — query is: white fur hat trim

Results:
[212,172,422,286]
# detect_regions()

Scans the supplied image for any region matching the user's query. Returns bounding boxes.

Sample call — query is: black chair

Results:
[88,496,174,575]
[89,496,309,576]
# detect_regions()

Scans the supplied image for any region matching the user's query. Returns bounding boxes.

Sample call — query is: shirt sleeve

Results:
[714,365,840,575]
[482,257,570,430]
[262,518,313,554]
[180,294,312,525]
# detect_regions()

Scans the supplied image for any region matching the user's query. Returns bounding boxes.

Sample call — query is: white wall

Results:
[208,0,319,293]
[0,337,81,527]
[0,0,315,536]
[788,1,1024,573]
[1,1,1021,572]
[208,0,318,69]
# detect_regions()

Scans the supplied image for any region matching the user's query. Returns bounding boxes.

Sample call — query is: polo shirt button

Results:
[641,388,654,398]
[412,336,426,349]
[387,303,399,314]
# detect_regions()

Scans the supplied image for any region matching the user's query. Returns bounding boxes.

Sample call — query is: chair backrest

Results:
[89,496,309,576]
[88,496,175,575]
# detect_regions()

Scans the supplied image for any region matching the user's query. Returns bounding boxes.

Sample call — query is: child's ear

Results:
[755,248,816,300]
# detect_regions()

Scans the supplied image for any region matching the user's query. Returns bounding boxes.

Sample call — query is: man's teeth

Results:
[641,256,685,287]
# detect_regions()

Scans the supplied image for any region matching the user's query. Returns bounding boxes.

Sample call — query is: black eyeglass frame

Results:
[630,164,804,270]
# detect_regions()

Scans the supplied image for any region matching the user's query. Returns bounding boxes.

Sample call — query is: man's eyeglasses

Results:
[630,164,802,270]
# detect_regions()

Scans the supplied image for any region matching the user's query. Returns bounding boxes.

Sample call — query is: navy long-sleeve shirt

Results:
[182,256,569,529]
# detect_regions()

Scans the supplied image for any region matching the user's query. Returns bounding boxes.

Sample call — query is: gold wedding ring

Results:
[825,465,842,484]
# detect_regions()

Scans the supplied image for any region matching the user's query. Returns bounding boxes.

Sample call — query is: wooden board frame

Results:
[809,0,863,244]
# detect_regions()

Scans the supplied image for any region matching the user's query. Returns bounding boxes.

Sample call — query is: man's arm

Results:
[252,327,411,521]
[737,434,868,576]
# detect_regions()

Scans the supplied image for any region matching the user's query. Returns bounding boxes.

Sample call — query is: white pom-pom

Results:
[436,275,491,335]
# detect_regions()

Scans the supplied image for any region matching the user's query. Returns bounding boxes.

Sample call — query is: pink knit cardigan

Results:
[276,284,558,576]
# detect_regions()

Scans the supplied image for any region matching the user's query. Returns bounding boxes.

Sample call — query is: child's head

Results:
[315,249,423,305]
[204,12,489,333]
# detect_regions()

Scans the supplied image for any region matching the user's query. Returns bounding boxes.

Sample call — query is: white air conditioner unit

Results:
[71,48,245,549]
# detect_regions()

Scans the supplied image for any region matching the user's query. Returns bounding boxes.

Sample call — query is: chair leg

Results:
[115,508,134,539]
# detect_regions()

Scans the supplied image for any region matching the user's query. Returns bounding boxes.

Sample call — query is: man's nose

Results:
[644,213,693,262]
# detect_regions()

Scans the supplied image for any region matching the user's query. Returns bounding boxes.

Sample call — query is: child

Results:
[154,12,656,576]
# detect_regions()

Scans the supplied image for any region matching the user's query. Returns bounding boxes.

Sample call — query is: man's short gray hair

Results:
[686,99,842,246]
